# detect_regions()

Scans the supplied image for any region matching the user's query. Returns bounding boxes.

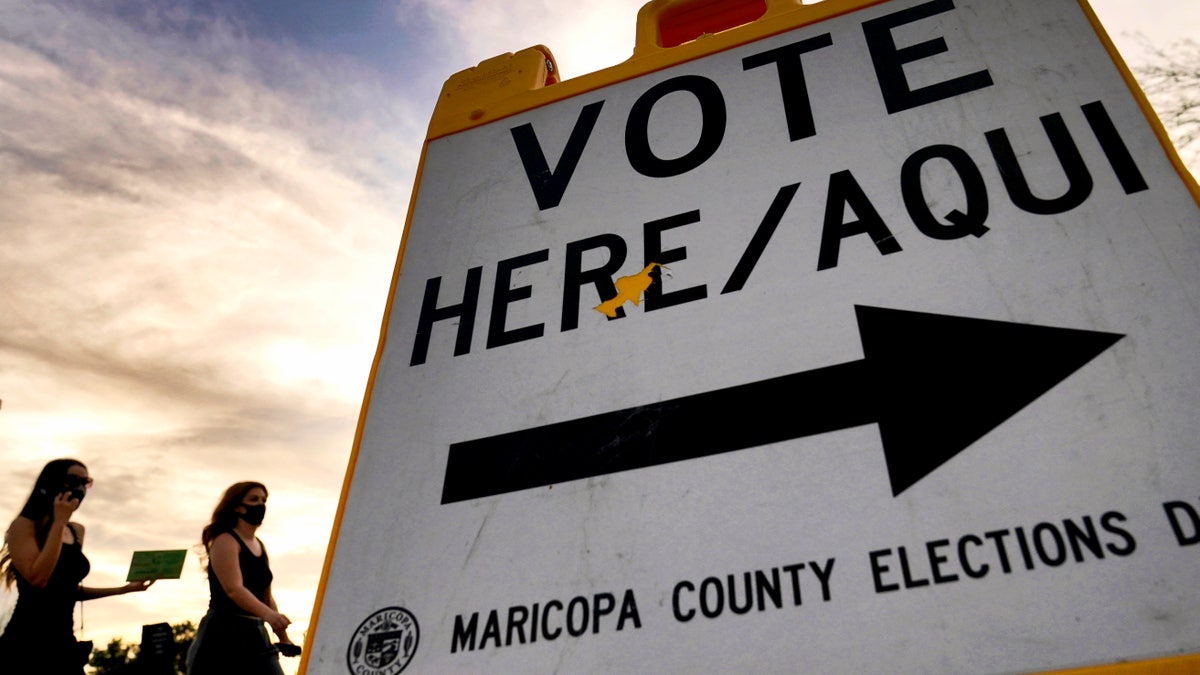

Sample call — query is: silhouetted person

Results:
[187,481,296,674]
[0,459,153,674]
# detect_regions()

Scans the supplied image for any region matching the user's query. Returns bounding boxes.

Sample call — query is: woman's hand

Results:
[122,579,154,594]
[52,492,78,524]
[265,610,292,638]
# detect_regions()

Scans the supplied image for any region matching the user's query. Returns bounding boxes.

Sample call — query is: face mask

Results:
[239,503,266,526]
[62,475,90,504]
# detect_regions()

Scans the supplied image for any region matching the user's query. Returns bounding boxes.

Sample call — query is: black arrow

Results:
[441,306,1122,504]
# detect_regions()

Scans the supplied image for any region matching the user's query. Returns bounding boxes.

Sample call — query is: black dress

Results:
[0,523,91,675]
[186,531,283,675]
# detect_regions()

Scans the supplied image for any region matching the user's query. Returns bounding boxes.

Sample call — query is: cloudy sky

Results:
[0,0,1196,671]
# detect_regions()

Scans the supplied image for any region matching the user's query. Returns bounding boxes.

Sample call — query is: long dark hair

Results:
[1,458,88,588]
[199,481,267,571]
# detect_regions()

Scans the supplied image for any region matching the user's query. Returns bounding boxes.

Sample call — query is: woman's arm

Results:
[5,495,76,588]
[58,523,155,600]
[264,584,293,643]
[78,580,153,600]
[209,533,291,635]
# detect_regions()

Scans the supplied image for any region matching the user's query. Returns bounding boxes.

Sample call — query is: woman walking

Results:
[187,481,296,674]
[0,459,153,674]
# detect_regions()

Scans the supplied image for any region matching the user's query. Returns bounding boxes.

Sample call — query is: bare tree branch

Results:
[1132,37,1200,170]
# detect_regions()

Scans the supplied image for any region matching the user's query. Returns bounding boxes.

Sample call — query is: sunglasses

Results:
[64,475,94,490]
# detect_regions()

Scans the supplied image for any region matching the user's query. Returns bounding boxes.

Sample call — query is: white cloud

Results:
[0,2,415,663]
[402,0,643,80]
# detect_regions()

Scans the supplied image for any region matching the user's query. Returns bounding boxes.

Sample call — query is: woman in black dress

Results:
[0,458,153,675]
[187,481,296,674]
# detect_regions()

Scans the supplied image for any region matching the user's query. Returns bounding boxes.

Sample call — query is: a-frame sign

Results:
[303,0,1200,672]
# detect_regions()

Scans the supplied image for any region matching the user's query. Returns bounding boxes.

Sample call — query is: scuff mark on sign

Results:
[594,263,661,318]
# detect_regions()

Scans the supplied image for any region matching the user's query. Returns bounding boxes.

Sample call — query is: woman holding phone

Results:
[187,481,298,674]
[0,458,153,674]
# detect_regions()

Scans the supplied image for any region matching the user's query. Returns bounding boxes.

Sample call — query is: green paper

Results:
[126,549,187,581]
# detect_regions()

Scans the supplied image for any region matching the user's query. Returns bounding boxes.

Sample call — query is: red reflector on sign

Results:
[658,0,768,48]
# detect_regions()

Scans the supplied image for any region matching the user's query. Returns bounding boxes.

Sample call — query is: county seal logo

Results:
[347,607,419,675]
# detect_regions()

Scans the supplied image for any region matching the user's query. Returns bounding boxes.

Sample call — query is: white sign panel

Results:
[309,0,1200,672]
